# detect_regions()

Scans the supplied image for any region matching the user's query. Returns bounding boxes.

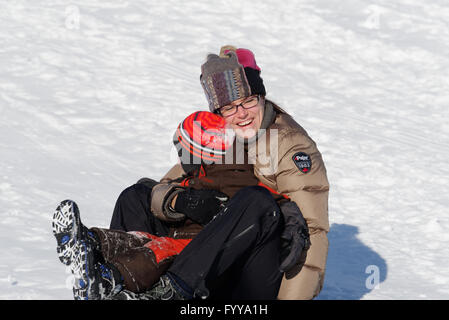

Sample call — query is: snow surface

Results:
[1,0,448,300]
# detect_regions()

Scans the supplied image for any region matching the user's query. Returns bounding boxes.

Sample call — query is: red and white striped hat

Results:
[173,111,235,169]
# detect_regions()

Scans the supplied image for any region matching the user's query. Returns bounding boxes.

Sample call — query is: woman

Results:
[150,46,330,300]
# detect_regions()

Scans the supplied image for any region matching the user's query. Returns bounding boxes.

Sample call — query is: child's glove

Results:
[175,188,229,225]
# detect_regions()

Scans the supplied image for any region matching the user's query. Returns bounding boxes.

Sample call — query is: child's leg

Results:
[91,227,191,293]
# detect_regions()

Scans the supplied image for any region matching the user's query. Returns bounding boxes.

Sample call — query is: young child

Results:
[52,111,293,300]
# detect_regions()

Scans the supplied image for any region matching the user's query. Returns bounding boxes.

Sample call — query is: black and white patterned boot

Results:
[52,200,123,300]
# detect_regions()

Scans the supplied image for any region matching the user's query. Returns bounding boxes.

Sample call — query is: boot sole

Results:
[52,200,92,300]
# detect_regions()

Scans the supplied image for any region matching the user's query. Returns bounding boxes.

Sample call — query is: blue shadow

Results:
[316,223,387,300]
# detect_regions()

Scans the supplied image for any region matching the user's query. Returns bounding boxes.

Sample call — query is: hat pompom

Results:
[219,45,237,57]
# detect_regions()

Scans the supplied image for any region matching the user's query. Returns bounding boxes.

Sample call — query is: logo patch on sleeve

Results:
[292,152,312,174]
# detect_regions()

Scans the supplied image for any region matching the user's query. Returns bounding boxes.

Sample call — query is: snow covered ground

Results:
[1,0,448,299]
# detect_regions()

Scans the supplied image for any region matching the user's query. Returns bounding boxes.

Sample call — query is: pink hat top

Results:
[224,48,261,71]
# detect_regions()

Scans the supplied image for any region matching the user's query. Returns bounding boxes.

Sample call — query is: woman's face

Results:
[221,95,264,139]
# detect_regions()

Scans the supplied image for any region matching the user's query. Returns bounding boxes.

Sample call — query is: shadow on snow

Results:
[316,223,387,300]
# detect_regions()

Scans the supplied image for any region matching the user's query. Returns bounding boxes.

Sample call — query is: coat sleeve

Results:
[273,130,330,299]
[148,163,186,221]
[160,163,185,183]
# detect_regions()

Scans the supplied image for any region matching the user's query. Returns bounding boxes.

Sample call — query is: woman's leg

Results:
[167,186,284,300]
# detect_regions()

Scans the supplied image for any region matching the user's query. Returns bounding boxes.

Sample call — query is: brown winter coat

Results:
[155,100,330,300]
